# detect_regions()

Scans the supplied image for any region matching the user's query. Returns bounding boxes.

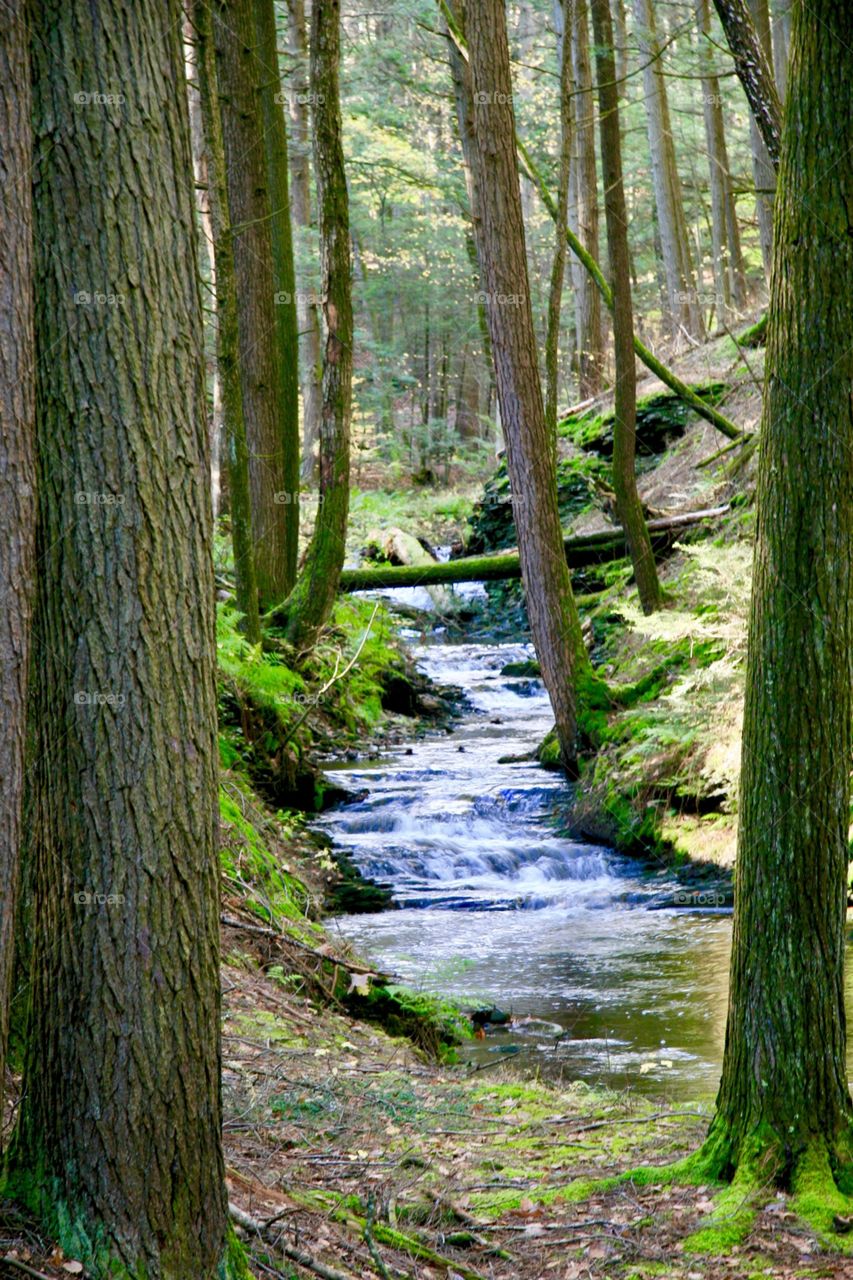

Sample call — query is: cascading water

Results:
[318,637,853,1098]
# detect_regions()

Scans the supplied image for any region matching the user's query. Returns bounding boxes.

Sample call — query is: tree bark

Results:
[696,0,747,315]
[545,0,573,442]
[285,0,324,482]
[281,0,353,650]
[634,0,704,339]
[709,0,853,1181]
[465,0,590,770]
[10,1,239,1274]
[712,0,782,168]
[215,0,289,608]
[194,0,261,643]
[0,0,36,1126]
[591,0,661,613]
[255,0,301,593]
[568,0,604,395]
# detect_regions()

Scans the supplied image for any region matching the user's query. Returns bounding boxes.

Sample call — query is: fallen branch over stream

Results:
[336,506,729,592]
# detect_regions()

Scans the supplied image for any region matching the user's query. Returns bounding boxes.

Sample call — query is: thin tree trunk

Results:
[194,0,261,643]
[464,0,590,771]
[634,0,704,339]
[569,0,604,395]
[0,0,35,1127]
[770,0,790,99]
[215,0,289,608]
[712,0,782,167]
[282,0,353,649]
[545,0,573,442]
[9,1,239,1273]
[285,0,323,482]
[591,0,661,613]
[708,0,853,1182]
[746,0,777,280]
[255,0,300,593]
[696,0,746,315]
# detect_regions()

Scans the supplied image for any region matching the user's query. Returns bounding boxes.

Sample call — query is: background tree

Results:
[0,0,35,1121]
[255,0,301,592]
[545,0,573,440]
[7,2,242,1274]
[568,0,604,395]
[215,0,290,608]
[707,0,853,1186]
[591,0,661,613]
[282,0,353,648]
[464,0,590,769]
[194,0,261,643]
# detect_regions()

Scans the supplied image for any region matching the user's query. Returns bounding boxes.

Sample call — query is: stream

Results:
[318,637,853,1100]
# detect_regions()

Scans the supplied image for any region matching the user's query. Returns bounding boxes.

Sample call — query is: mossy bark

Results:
[254,0,301,593]
[194,0,261,644]
[280,0,353,651]
[591,0,661,615]
[709,0,853,1181]
[8,2,238,1274]
[0,0,36,1117]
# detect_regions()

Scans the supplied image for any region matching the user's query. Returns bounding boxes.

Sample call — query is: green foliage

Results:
[219,782,312,927]
[559,383,728,459]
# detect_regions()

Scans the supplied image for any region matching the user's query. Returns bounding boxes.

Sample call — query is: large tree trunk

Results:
[194,0,261,643]
[281,0,353,650]
[568,0,604,396]
[634,0,704,339]
[591,0,661,614]
[696,0,747,316]
[255,0,301,593]
[9,1,238,1274]
[215,0,289,608]
[708,0,853,1182]
[545,0,573,440]
[285,0,324,482]
[465,0,589,771]
[0,0,36,1123]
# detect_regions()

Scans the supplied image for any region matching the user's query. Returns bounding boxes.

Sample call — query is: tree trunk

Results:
[465,0,590,771]
[545,0,573,441]
[713,0,782,167]
[9,2,239,1274]
[285,0,323,482]
[770,0,791,99]
[0,0,36,1126]
[569,0,604,395]
[194,0,261,643]
[215,0,289,608]
[281,0,353,650]
[255,0,300,593]
[746,0,777,280]
[696,0,747,316]
[708,0,853,1183]
[591,0,661,613]
[634,0,704,339]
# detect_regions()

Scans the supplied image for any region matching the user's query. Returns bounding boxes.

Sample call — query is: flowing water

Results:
[319,638,853,1099]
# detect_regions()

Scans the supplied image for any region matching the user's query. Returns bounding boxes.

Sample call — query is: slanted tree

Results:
[194,0,261,643]
[464,0,590,769]
[0,0,36,1116]
[6,2,244,1275]
[254,0,300,592]
[705,0,853,1189]
[214,0,290,608]
[591,0,661,613]
[281,0,353,650]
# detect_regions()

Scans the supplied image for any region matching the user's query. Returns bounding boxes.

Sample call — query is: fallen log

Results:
[337,506,729,592]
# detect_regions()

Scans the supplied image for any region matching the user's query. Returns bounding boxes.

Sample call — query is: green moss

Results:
[682,1162,761,1254]
[790,1140,853,1249]
[352,983,472,1058]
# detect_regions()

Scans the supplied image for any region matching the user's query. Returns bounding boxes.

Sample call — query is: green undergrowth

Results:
[558,382,727,458]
